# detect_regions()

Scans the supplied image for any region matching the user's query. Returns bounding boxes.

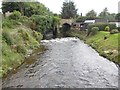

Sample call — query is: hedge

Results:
[87,23,116,31]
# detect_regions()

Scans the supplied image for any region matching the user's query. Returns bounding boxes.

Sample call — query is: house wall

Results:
[95,19,108,23]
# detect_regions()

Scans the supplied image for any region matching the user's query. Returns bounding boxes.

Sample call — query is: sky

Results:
[0,0,119,15]
[39,0,120,15]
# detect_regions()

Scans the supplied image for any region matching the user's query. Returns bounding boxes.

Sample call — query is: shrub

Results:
[105,26,110,31]
[2,31,14,45]
[16,45,26,54]
[90,27,99,35]
[31,15,53,34]
[18,29,30,41]
[9,11,21,20]
[87,23,116,31]
[18,16,29,23]
[33,31,43,41]
[117,27,120,32]
[30,22,37,30]
[110,29,119,34]
[31,15,60,35]
[2,19,12,28]
[2,18,22,28]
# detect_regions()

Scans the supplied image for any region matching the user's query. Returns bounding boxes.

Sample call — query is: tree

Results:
[2,2,21,17]
[99,8,116,21]
[2,2,51,17]
[115,13,120,20]
[107,13,116,21]
[86,10,97,18]
[61,0,78,19]
[99,8,109,18]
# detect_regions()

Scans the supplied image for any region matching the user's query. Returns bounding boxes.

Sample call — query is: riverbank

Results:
[1,23,43,78]
[2,37,118,88]
[68,29,120,64]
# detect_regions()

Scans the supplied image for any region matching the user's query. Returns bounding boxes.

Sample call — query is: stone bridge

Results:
[60,19,74,27]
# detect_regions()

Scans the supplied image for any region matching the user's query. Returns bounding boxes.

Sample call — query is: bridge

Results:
[60,19,74,27]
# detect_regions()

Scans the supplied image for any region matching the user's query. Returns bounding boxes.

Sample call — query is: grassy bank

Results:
[1,18,43,78]
[68,29,120,64]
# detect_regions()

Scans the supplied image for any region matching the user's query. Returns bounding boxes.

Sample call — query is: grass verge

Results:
[68,29,120,64]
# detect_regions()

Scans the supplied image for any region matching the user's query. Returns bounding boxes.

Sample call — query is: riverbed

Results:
[2,37,118,88]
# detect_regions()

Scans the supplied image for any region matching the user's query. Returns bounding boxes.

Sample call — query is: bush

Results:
[31,15,60,35]
[18,29,30,41]
[31,15,53,34]
[88,23,116,31]
[16,45,26,54]
[110,29,119,34]
[2,19,21,28]
[9,11,21,20]
[33,31,43,41]
[90,27,99,35]
[117,27,120,32]
[105,26,110,31]
[2,31,14,45]
[19,16,29,22]
[2,19,12,28]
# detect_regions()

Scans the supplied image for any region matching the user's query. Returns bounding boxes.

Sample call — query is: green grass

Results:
[69,30,120,64]
[2,41,23,77]
[87,31,118,50]
[86,31,119,63]
[1,18,43,78]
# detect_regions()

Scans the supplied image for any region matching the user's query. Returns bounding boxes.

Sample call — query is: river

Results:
[2,37,118,88]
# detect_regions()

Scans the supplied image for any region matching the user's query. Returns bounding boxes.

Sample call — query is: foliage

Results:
[2,2,51,17]
[99,8,109,18]
[31,15,53,33]
[76,16,87,22]
[86,10,97,18]
[9,10,21,20]
[110,29,119,34]
[16,45,27,54]
[69,30,119,64]
[2,41,23,76]
[117,27,120,32]
[86,31,119,64]
[31,15,60,35]
[115,13,120,20]
[61,1,78,19]
[87,23,116,31]
[32,31,43,41]
[23,2,51,17]
[90,27,99,35]
[19,29,30,40]
[76,16,102,22]
[52,16,61,27]
[2,2,21,15]
[2,18,22,28]
[99,8,116,21]
[2,30,14,45]
[105,26,110,31]
[1,22,43,78]
[106,13,116,21]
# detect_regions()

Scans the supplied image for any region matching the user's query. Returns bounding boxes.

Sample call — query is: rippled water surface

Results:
[2,37,118,88]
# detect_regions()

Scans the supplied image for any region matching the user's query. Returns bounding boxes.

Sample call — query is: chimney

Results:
[81,13,82,17]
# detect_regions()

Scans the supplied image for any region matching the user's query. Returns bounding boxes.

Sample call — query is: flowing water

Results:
[2,37,118,88]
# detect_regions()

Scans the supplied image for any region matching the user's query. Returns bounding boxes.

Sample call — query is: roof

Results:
[84,20,95,23]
